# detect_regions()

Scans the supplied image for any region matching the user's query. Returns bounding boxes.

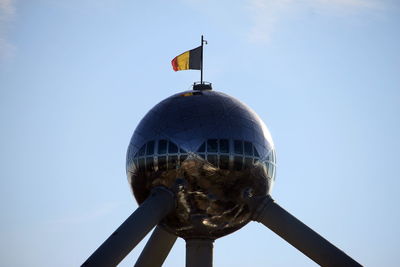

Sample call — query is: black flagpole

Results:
[200,35,204,84]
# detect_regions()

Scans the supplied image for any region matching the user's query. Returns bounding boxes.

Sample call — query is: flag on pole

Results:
[171,46,202,71]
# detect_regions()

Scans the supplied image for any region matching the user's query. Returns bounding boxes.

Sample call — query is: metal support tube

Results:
[186,239,214,267]
[81,187,175,267]
[134,226,177,267]
[248,195,361,267]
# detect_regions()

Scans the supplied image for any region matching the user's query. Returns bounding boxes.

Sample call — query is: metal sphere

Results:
[126,90,276,239]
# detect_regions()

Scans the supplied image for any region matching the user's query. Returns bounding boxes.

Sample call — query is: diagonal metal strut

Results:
[134,226,177,267]
[81,187,175,267]
[244,192,362,267]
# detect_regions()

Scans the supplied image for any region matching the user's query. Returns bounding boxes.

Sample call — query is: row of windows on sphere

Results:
[134,139,274,160]
[133,153,275,177]
[132,139,275,177]
[136,140,186,157]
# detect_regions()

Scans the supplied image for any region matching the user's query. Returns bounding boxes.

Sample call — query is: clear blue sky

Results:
[1,0,399,266]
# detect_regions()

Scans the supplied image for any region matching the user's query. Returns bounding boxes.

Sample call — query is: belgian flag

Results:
[171,46,202,71]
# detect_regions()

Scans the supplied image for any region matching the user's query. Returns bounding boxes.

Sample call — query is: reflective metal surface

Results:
[126,90,276,239]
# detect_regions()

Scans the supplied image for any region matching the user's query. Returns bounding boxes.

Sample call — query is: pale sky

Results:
[1,0,399,266]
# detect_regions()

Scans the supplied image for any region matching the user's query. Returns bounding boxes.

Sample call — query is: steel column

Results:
[247,194,361,267]
[186,239,214,267]
[134,226,177,267]
[81,187,175,267]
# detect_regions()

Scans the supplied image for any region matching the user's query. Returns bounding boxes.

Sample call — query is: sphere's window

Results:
[199,154,205,159]
[180,147,187,153]
[234,156,243,170]
[146,141,154,155]
[220,155,229,169]
[168,155,178,169]
[244,157,253,169]
[146,157,154,171]
[269,163,274,177]
[139,144,146,156]
[138,158,145,171]
[207,154,218,166]
[158,140,167,154]
[265,162,275,179]
[180,154,187,162]
[244,141,253,156]
[271,165,275,179]
[254,146,260,157]
[169,142,178,153]
[158,156,167,171]
[207,139,218,152]
[197,142,205,152]
[234,140,243,154]
[219,139,229,153]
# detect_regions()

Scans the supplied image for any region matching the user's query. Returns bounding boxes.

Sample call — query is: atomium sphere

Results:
[126,89,276,239]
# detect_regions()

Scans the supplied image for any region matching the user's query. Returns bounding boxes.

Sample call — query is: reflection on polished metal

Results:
[126,90,276,239]
[135,226,177,267]
[82,86,361,267]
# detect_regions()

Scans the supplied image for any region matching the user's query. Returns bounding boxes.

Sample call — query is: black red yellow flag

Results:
[171,46,202,71]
